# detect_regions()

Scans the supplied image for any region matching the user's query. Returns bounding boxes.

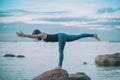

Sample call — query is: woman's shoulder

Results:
[41,33,47,36]
[41,33,47,39]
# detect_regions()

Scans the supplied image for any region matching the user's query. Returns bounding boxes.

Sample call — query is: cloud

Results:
[0,9,30,17]
[97,7,120,14]
[116,26,120,29]
[0,13,13,17]
[0,14,120,28]
[39,17,97,22]
[0,9,70,18]
[88,19,120,26]
[89,27,112,31]
[0,9,120,31]
[0,11,13,17]
[40,11,69,15]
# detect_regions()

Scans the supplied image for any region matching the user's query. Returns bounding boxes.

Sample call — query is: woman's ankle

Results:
[94,34,100,41]
[54,66,62,69]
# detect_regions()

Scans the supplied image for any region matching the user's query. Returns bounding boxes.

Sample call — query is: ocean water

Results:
[0,41,120,80]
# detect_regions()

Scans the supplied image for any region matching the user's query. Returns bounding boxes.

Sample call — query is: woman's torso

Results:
[43,34,58,42]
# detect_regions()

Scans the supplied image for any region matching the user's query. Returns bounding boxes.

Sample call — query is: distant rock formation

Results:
[83,62,88,65]
[32,69,91,80]
[17,55,25,58]
[95,53,120,66]
[3,54,25,58]
[3,54,16,57]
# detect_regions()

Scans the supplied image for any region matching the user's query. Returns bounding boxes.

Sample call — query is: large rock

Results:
[33,69,91,80]
[95,53,120,66]
[32,69,69,80]
[69,72,91,80]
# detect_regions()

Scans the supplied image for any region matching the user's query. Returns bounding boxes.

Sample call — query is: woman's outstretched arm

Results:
[16,31,44,39]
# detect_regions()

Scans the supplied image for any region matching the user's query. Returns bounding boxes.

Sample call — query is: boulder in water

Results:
[95,53,120,66]
[17,55,25,58]
[69,72,91,80]
[3,54,16,57]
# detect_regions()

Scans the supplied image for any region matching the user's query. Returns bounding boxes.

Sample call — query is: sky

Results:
[0,0,120,41]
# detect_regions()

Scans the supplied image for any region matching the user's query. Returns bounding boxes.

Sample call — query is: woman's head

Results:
[32,29,42,40]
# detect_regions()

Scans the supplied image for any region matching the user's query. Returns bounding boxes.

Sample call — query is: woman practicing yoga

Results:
[16,29,100,69]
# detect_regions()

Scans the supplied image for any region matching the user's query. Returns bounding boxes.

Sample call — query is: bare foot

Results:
[53,66,61,70]
[94,34,100,41]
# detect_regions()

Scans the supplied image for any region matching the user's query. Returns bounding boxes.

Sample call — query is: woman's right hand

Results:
[16,31,25,37]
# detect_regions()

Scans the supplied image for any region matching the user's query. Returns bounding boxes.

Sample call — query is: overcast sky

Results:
[0,0,120,41]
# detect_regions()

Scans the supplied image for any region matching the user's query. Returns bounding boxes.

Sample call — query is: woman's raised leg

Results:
[66,33,94,42]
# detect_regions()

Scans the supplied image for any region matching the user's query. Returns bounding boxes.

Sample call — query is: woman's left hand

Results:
[16,31,25,37]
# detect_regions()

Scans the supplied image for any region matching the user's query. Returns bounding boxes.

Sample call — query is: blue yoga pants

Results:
[58,33,94,67]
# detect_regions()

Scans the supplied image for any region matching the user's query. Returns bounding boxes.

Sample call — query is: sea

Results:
[0,41,120,80]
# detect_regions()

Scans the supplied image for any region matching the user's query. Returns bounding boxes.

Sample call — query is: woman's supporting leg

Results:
[58,33,67,67]
[66,33,94,42]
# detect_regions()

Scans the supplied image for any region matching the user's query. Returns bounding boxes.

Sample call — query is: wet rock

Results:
[95,53,120,66]
[32,69,69,80]
[3,54,16,57]
[69,72,91,80]
[17,55,25,58]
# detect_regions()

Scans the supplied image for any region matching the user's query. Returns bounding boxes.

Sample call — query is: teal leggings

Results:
[58,33,94,67]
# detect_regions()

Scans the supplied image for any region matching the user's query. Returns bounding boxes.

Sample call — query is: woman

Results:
[16,29,100,69]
